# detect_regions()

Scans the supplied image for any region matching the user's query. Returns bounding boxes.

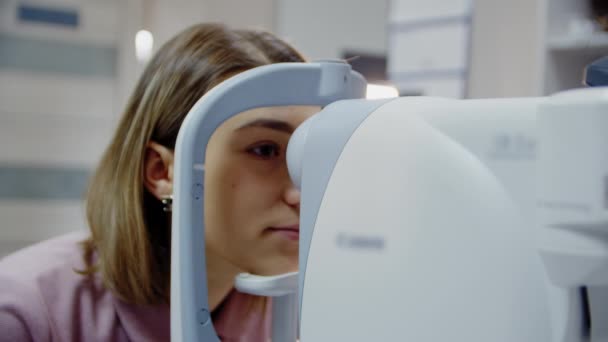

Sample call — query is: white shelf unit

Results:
[386,0,474,98]
[547,33,608,52]
[540,0,608,95]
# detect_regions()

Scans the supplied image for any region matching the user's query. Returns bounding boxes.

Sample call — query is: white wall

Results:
[467,0,543,98]
[203,0,276,33]
[277,0,389,60]
[146,0,276,55]
[0,0,120,256]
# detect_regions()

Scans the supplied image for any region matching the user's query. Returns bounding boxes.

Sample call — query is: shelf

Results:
[548,32,608,52]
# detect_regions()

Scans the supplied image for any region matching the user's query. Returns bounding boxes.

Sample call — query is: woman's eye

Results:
[248,143,280,159]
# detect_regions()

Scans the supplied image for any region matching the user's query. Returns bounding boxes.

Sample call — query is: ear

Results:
[144,141,174,200]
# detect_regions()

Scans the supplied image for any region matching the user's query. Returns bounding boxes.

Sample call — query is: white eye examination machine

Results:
[170,60,608,341]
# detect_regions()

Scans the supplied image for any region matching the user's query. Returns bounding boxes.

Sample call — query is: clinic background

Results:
[0,0,606,257]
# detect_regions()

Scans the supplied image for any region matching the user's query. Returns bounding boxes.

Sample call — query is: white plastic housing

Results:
[299,98,553,341]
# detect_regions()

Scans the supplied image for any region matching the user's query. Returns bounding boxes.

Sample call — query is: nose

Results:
[284,185,301,209]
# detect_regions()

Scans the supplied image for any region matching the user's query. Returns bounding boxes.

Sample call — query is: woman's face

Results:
[204,105,320,276]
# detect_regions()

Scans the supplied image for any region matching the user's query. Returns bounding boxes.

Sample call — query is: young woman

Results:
[0,23,318,341]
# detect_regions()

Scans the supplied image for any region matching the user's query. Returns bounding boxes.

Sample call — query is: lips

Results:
[267,225,299,241]
[269,224,299,231]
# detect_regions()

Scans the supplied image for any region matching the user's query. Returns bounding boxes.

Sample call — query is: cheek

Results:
[205,166,275,237]
[228,169,278,211]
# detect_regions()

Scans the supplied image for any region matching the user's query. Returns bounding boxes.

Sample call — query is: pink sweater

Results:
[0,231,271,341]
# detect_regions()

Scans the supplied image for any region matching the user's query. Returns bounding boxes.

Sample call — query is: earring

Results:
[161,195,173,212]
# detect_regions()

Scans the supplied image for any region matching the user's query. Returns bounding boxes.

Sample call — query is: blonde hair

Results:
[80,23,305,305]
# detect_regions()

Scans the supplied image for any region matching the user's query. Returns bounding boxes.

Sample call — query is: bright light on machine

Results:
[366,84,399,99]
[135,30,154,63]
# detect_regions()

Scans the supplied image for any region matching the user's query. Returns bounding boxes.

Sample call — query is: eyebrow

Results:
[236,118,295,134]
